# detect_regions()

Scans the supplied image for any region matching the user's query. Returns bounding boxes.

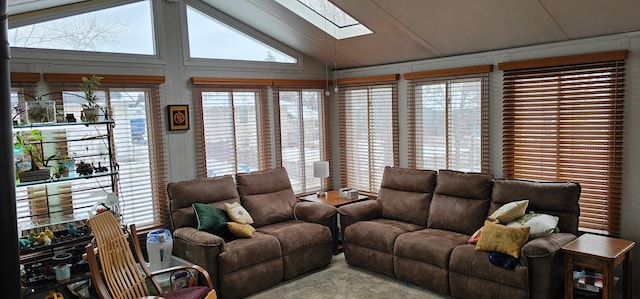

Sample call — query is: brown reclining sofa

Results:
[166,167,338,299]
[339,167,581,299]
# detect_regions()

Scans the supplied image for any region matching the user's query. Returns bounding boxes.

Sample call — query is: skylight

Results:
[275,0,372,40]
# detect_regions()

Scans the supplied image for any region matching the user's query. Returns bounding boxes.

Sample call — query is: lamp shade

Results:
[313,161,330,178]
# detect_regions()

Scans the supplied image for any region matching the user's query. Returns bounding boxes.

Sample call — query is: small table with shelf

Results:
[562,233,635,299]
[299,190,369,254]
[299,190,369,208]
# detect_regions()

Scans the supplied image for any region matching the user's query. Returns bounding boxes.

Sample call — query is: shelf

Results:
[16,171,118,187]
[20,234,93,258]
[12,120,114,131]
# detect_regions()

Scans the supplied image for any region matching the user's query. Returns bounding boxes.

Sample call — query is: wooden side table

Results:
[299,190,369,254]
[562,233,635,299]
[299,190,368,207]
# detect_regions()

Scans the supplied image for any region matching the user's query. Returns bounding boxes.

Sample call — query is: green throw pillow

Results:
[192,203,229,235]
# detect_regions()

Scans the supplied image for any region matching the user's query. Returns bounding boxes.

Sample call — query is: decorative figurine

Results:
[68,223,78,237]
[66,113,76,122]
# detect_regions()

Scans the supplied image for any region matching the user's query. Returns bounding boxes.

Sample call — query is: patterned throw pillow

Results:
[224,202,254,225]
[475,220,530,258]
[192,203,229,235]
[507,212,559,239]
[488,199,529,223]
[468,226,483,244]
[468,219,500,244]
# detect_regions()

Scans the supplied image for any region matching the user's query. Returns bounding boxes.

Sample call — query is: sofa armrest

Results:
[171,227,225,295]
[520,232,577,264]
[295,201,340,254]
[337,200,381,227]
[294,201,338,226]
[520,233,577,299]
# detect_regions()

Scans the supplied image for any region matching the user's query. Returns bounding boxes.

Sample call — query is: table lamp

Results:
[313,160,330,197]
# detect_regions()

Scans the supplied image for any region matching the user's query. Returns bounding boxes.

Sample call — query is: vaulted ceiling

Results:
[8,0,640,69]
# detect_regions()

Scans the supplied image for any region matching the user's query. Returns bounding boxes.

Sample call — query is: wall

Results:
[7,0,640,293]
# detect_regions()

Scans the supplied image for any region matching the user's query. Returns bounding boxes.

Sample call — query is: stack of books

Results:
[573,270,603,293]
[572,270,620,298]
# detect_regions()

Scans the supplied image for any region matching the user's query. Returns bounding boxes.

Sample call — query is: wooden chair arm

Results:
[148,264,214,290]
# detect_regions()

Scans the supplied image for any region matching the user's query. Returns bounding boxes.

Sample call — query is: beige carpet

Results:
[246,253,453,299]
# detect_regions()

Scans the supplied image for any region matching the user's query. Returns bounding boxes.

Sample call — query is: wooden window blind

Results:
[192,79,273,178]
[273,80,332,195]
[338,75,399,194]
[499,50,626,236]
[45,74,168,229]
[405,65,491,172]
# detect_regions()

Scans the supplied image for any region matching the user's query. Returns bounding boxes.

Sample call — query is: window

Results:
[273,81,331,194]
[405,65,491,172]
[275,0,372,39]
[9,1,155,55]
[338,75,399,194]
[499,50,626,236]
[44,74,167,229]
[186,5,296,64]
[193,79,273,177]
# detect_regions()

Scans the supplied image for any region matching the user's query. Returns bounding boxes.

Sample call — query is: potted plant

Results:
[14,130,56,182]
[54,156,75,178]
[19,93,57,124]
[80,75,104,122]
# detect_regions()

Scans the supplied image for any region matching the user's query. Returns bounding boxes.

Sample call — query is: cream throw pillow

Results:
[507,213,559,239]
[489,200,529,223]
[224,202,254,225]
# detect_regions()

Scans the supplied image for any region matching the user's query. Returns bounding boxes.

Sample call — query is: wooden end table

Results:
[562,233,635,299]
[299,190,369,254]
[299,190,368,207]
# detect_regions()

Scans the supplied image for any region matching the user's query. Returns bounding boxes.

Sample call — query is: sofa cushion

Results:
[218,233,282,275]
[475,220,530,258]
[192,203,229,235]
[489,199,529,223]
[395,228,469,268]
[450,244,529,291]
[235,167,297,227]
[428,170,494,235]
[507,213,559,239]
[224,202,254,224]
[257,220,331,255]
[491,178,580,235]
[377,166,438,226]
[344,219,423,254]
[167,175,240,230]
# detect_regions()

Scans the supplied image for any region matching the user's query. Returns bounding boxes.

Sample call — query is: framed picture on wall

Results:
[167,105,189,131]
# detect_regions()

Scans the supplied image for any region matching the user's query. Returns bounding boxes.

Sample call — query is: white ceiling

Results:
[7,0,640,69]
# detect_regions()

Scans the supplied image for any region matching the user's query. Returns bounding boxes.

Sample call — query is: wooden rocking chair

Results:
[85,212,216,299]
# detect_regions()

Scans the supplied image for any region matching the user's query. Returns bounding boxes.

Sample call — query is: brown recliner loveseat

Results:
[166,167,337,299]
[339,167,581,299]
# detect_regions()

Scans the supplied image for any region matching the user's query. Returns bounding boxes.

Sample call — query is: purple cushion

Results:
[164,286,212,299]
